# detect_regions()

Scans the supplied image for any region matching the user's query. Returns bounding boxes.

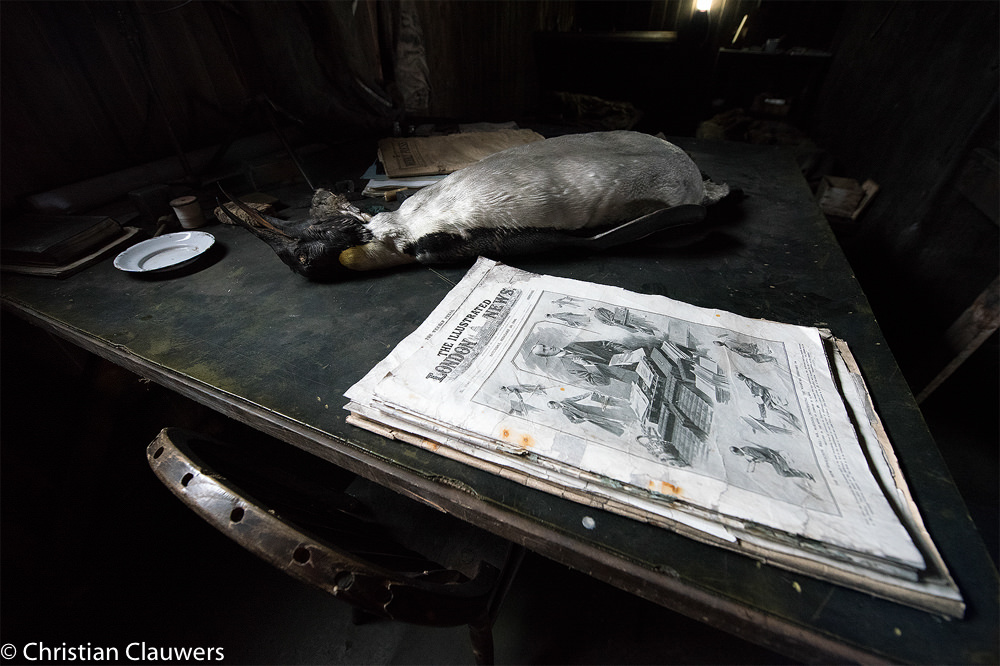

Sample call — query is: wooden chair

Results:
[146,427,522,664]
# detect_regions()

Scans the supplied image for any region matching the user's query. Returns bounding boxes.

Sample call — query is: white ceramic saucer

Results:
[114,231,215,273]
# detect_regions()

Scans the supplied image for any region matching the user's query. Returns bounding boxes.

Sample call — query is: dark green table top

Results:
[3,137,996,663]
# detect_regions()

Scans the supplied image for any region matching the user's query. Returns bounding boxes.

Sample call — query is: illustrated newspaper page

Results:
[346,258,962,615]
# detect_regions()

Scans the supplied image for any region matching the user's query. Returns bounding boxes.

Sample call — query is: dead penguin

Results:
[220,131,735,280]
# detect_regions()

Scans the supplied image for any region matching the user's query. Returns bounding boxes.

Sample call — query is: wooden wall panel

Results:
[811,1,999,388]
[0,1,399,210]
[414,1,570,122]
[1,0,844,209]
[814,2,999,243]
[410,0,748,124]
[1,1,263,208]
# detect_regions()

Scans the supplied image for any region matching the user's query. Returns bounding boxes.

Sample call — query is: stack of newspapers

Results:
[345,258,964,617]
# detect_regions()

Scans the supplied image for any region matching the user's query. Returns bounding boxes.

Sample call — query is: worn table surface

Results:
[3,137,996,663]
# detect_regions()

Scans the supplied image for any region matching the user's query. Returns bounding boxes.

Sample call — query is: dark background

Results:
[2,1,996,662]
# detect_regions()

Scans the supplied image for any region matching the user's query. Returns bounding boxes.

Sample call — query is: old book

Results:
[1,214,123,267]
[346,258,964,618]
[2,226,140,278]
[377,129,544,178]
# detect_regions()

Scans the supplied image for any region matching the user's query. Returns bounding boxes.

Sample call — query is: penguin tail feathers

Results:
[701,179,732,206]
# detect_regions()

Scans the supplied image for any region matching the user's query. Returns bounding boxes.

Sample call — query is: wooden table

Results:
[3,137,996,663]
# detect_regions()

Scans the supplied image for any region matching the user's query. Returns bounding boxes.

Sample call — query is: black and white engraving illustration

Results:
[730,445,815,481]
[472,290,834,509]
[547,391,635,436]
[544,311,589,327]
[498,383,548,416]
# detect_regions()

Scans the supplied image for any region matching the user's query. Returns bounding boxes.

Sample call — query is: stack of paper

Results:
[346,258,964,617]
[1,214,138,277]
